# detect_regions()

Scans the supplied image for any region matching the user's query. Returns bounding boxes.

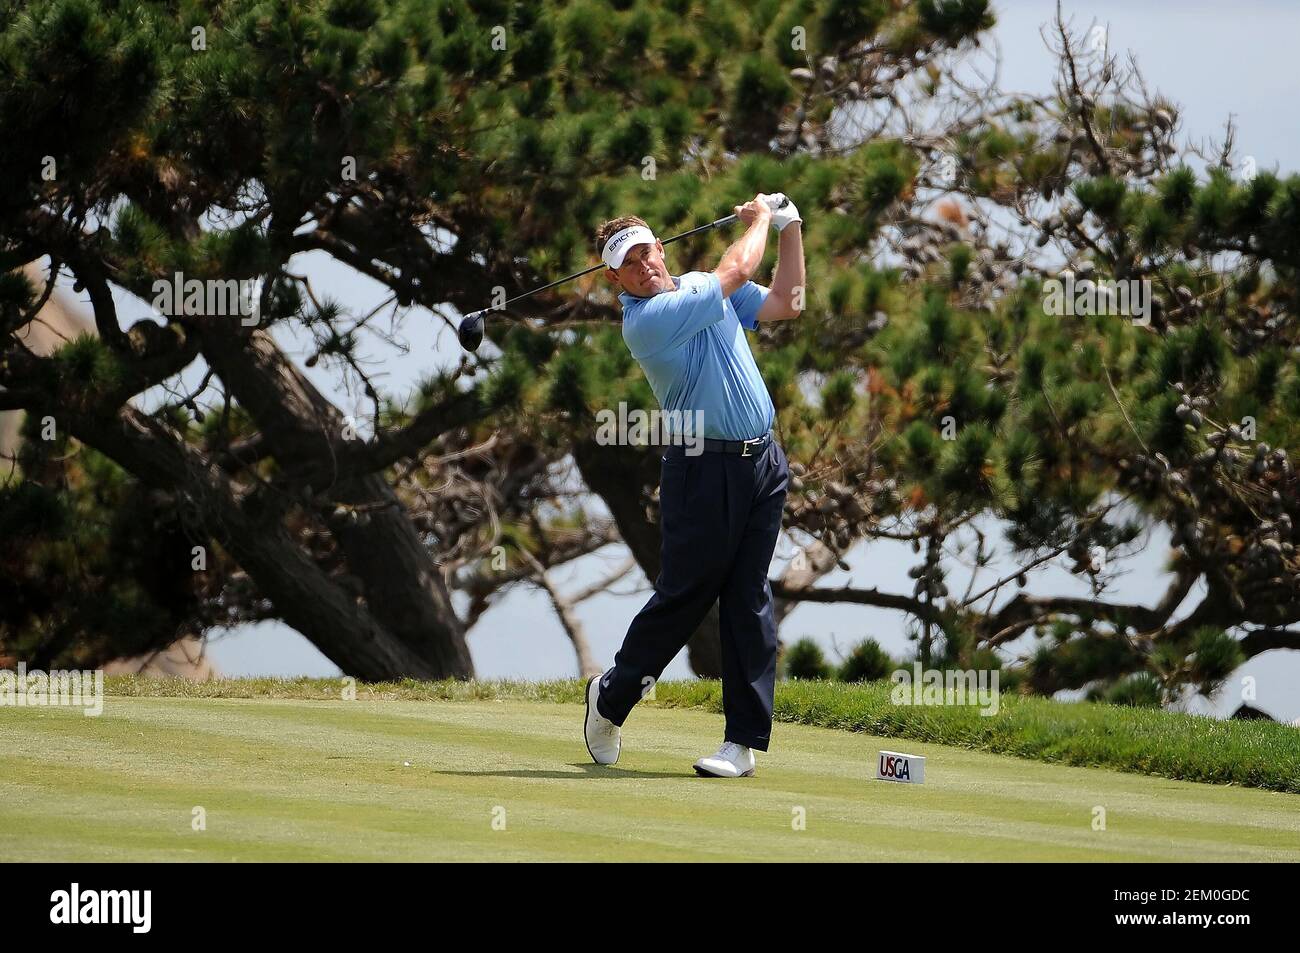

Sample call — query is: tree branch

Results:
[1239,628,1300,657]
[770,579,943,625]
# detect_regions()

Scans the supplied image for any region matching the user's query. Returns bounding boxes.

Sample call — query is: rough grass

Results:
[101,675,1300,794]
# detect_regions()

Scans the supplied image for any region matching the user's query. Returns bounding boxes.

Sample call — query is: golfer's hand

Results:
[734,196,772,227]
[762,192,802,232]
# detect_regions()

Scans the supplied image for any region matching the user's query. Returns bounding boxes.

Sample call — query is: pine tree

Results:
[4,2,1297,702]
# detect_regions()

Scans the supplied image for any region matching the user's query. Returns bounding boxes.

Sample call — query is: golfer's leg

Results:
[716,443,789,751]
[598,452,737,725]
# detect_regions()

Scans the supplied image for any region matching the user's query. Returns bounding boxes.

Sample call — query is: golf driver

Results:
[456,195,791,351]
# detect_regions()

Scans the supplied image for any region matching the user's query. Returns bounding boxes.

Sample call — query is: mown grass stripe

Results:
[4,698,1299,861]
[93,676,1300,793]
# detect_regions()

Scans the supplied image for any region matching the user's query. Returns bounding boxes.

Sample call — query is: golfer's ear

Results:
[603,268,619,286]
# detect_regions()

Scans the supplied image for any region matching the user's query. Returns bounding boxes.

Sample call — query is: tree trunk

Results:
[195,324,473,678]
[69,407,449,680]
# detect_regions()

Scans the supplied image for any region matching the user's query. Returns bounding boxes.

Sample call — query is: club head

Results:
[457,311,485,351]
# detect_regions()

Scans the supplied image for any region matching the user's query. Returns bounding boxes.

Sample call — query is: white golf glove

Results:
[762,192,802,231]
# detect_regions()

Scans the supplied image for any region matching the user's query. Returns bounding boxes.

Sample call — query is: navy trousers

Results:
[596,437,789,751]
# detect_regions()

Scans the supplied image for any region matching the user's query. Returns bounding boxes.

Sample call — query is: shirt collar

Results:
[619,275,681,307]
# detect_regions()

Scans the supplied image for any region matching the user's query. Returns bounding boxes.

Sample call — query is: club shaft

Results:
[483,213,741,313]
[660,213,740,245]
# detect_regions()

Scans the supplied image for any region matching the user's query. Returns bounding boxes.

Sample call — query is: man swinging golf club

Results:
[584,192,805,777]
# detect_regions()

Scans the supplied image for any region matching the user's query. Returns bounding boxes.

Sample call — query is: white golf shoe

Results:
[693,741,756,778]
[584,673,621,765]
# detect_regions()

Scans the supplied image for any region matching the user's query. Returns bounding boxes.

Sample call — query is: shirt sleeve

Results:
[623,271,726,358]
[727,280,771,330]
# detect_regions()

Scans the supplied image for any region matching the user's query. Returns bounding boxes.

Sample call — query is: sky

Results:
[170,0,1300,721]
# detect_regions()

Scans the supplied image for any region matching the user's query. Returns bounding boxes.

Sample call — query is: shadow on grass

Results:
[431,763,690,780]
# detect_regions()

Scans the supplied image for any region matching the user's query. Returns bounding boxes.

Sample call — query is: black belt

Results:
[664,432,772,458]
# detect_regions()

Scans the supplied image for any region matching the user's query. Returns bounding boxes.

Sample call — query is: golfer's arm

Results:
[755,224,804,322]
[714,217,770,297]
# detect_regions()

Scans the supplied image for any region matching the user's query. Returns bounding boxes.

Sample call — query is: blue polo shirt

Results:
[620,271,775,441]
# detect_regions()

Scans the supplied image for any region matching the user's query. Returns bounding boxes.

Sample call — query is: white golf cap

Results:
[601,224,657,269]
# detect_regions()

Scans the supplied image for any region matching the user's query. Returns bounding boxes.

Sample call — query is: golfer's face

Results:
[612,242,670,297]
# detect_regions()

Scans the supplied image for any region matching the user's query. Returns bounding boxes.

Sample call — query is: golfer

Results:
[584,192,805,777]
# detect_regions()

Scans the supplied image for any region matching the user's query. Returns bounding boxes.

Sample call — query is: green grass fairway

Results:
[3,696,1299,861]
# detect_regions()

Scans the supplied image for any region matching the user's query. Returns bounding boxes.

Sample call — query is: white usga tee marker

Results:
[876,750,925,784]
